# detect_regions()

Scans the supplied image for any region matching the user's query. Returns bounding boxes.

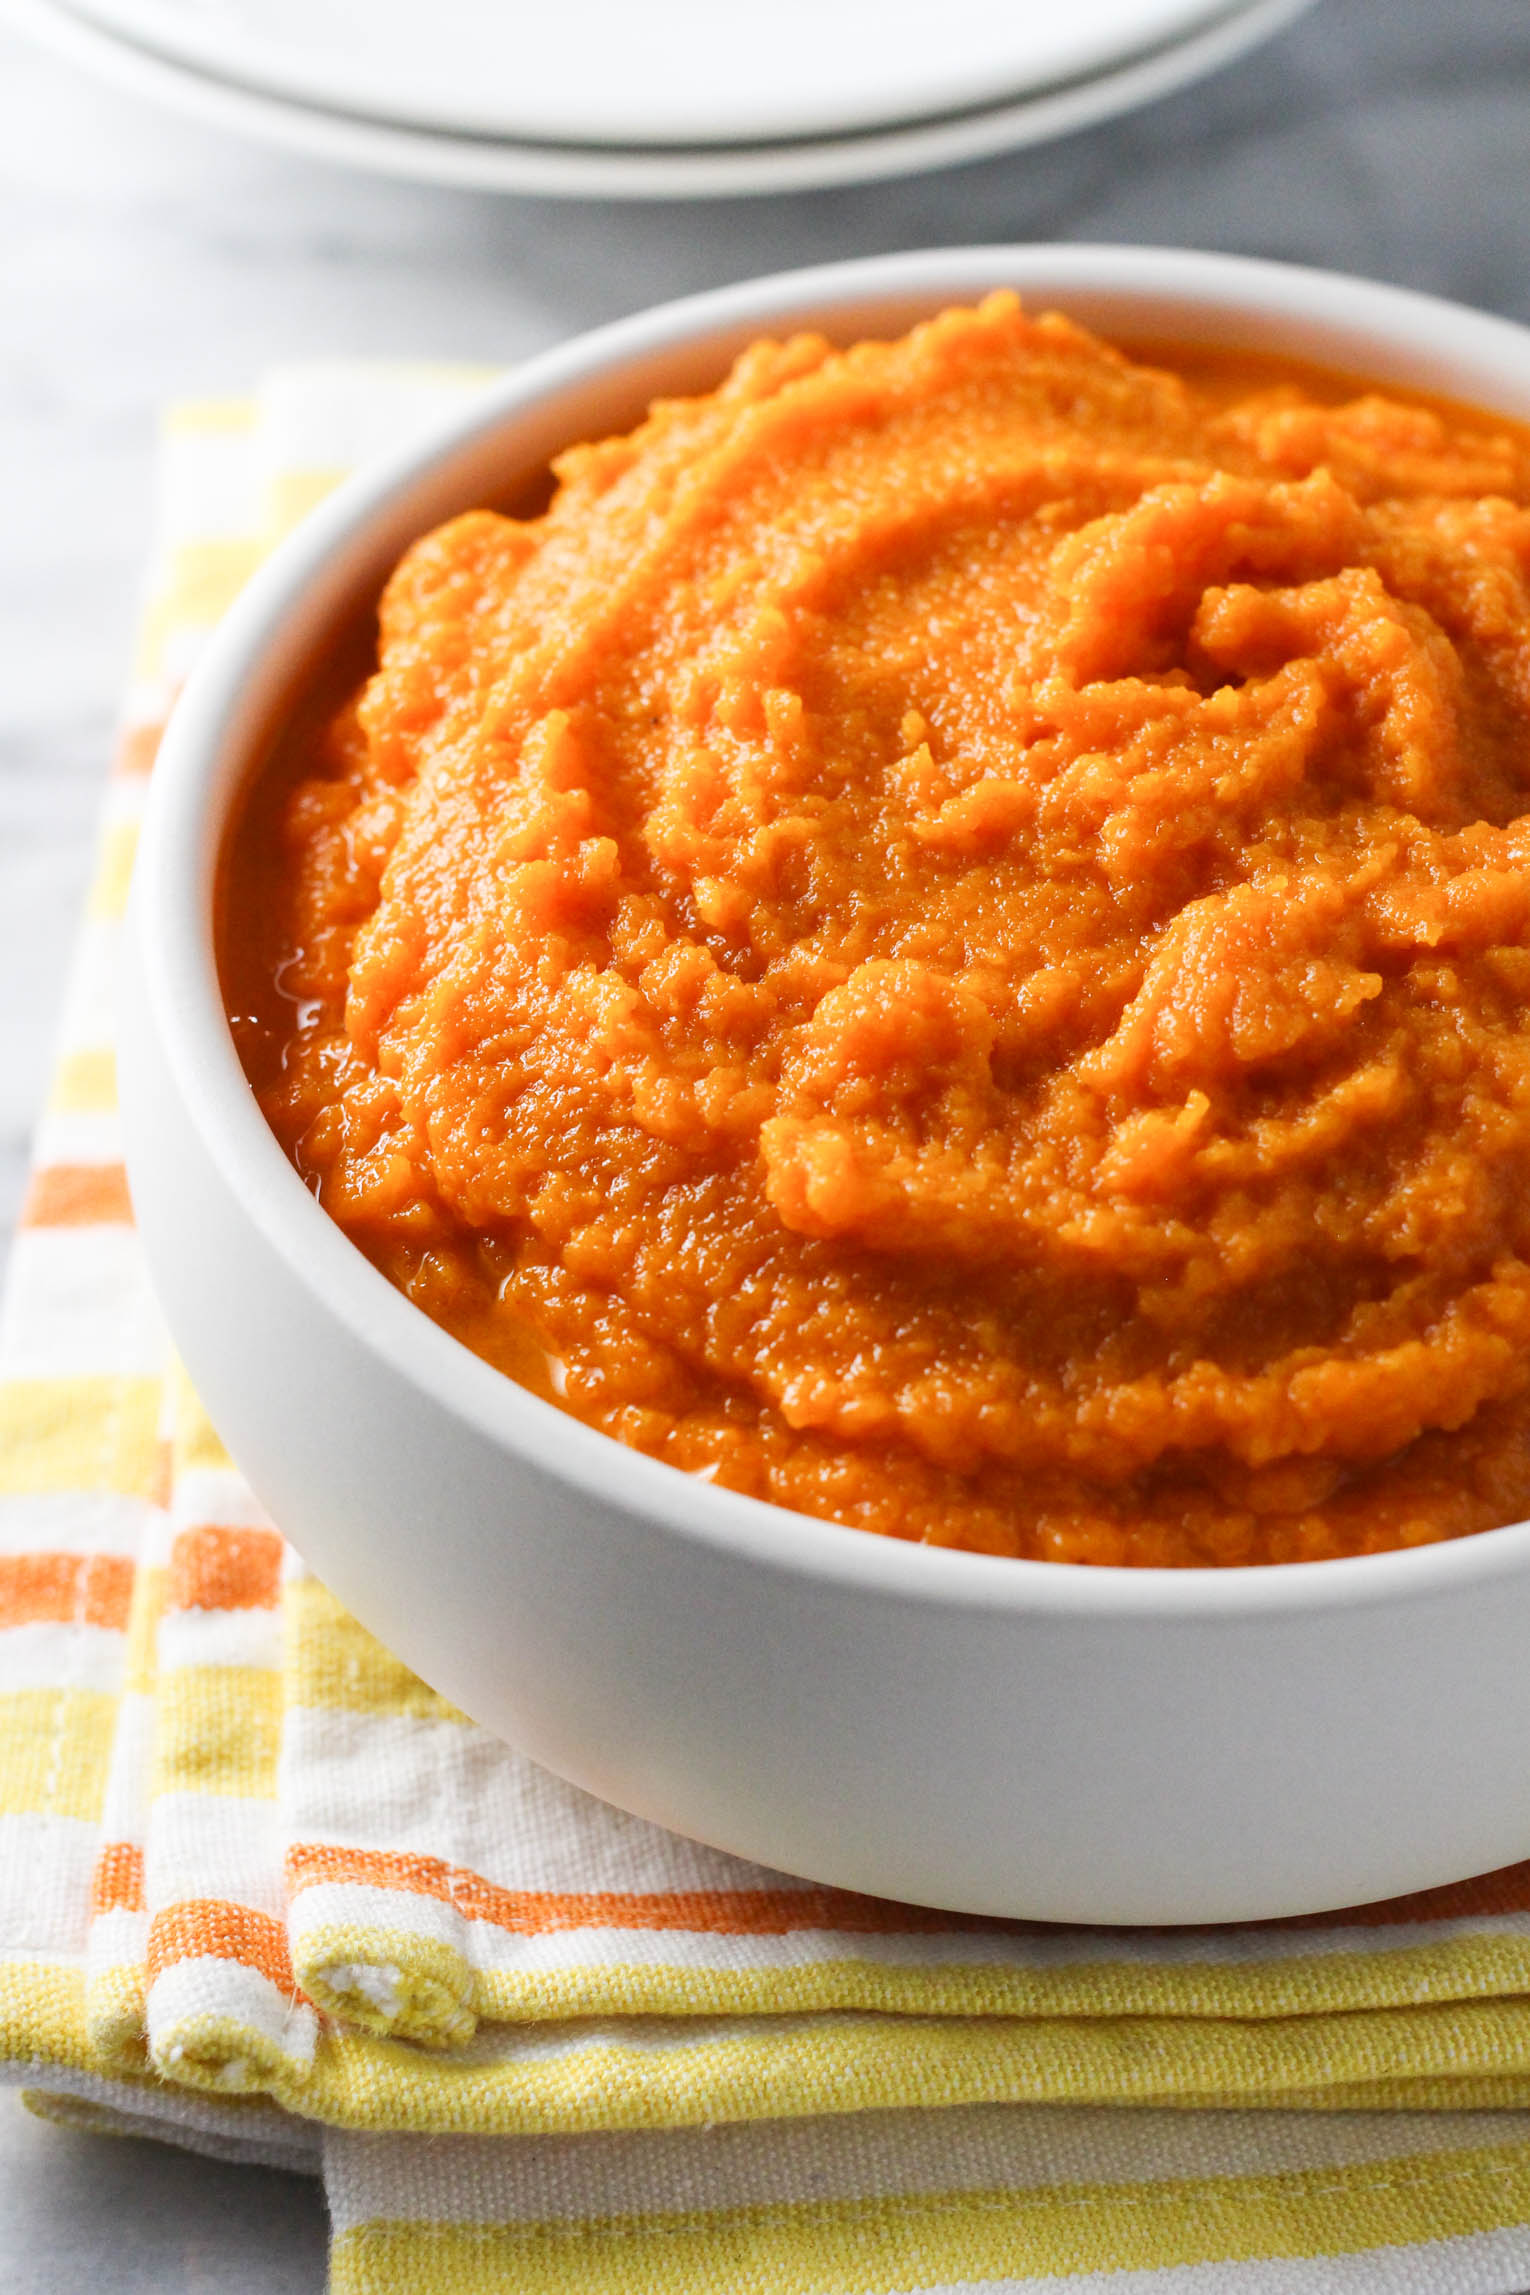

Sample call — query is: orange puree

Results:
[224,295,1530,1565]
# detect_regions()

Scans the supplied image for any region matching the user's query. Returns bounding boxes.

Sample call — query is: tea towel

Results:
[6,362,1530,2292]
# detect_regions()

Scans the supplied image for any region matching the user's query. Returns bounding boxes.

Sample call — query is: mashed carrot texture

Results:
[229,295,1530,1564]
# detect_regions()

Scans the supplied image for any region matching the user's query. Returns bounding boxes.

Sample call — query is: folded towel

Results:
[6,366,1530,2292]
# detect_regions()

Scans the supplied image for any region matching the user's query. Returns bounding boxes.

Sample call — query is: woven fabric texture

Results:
[4,367,1530,2292]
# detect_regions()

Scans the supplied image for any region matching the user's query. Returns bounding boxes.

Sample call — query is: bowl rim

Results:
[133,240,1530,1623]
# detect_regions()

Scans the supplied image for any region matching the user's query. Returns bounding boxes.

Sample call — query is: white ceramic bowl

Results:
[121,246,1530,1925]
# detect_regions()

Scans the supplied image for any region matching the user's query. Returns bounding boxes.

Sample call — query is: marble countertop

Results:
[5,0,1530,2281]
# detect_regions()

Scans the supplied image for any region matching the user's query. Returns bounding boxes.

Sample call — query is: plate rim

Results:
[5,0,1318,200]
[48,0,1273,149]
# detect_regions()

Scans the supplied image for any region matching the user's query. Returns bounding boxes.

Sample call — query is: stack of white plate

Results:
[5,0,1316,198]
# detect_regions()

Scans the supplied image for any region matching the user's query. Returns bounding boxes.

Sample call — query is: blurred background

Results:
[2,0,1529,2280]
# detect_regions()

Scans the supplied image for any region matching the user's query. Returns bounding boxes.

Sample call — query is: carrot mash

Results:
[224,296,1530,1565]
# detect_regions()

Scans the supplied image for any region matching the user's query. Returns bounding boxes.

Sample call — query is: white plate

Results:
[9,0,1315,200]
[55,0,1271,147]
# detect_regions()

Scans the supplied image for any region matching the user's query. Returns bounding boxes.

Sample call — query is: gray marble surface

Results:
[5,0,1530,2284]
[0,2102,324,2293]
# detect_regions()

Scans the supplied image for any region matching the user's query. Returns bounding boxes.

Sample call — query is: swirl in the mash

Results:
[230,296,1530,1562]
